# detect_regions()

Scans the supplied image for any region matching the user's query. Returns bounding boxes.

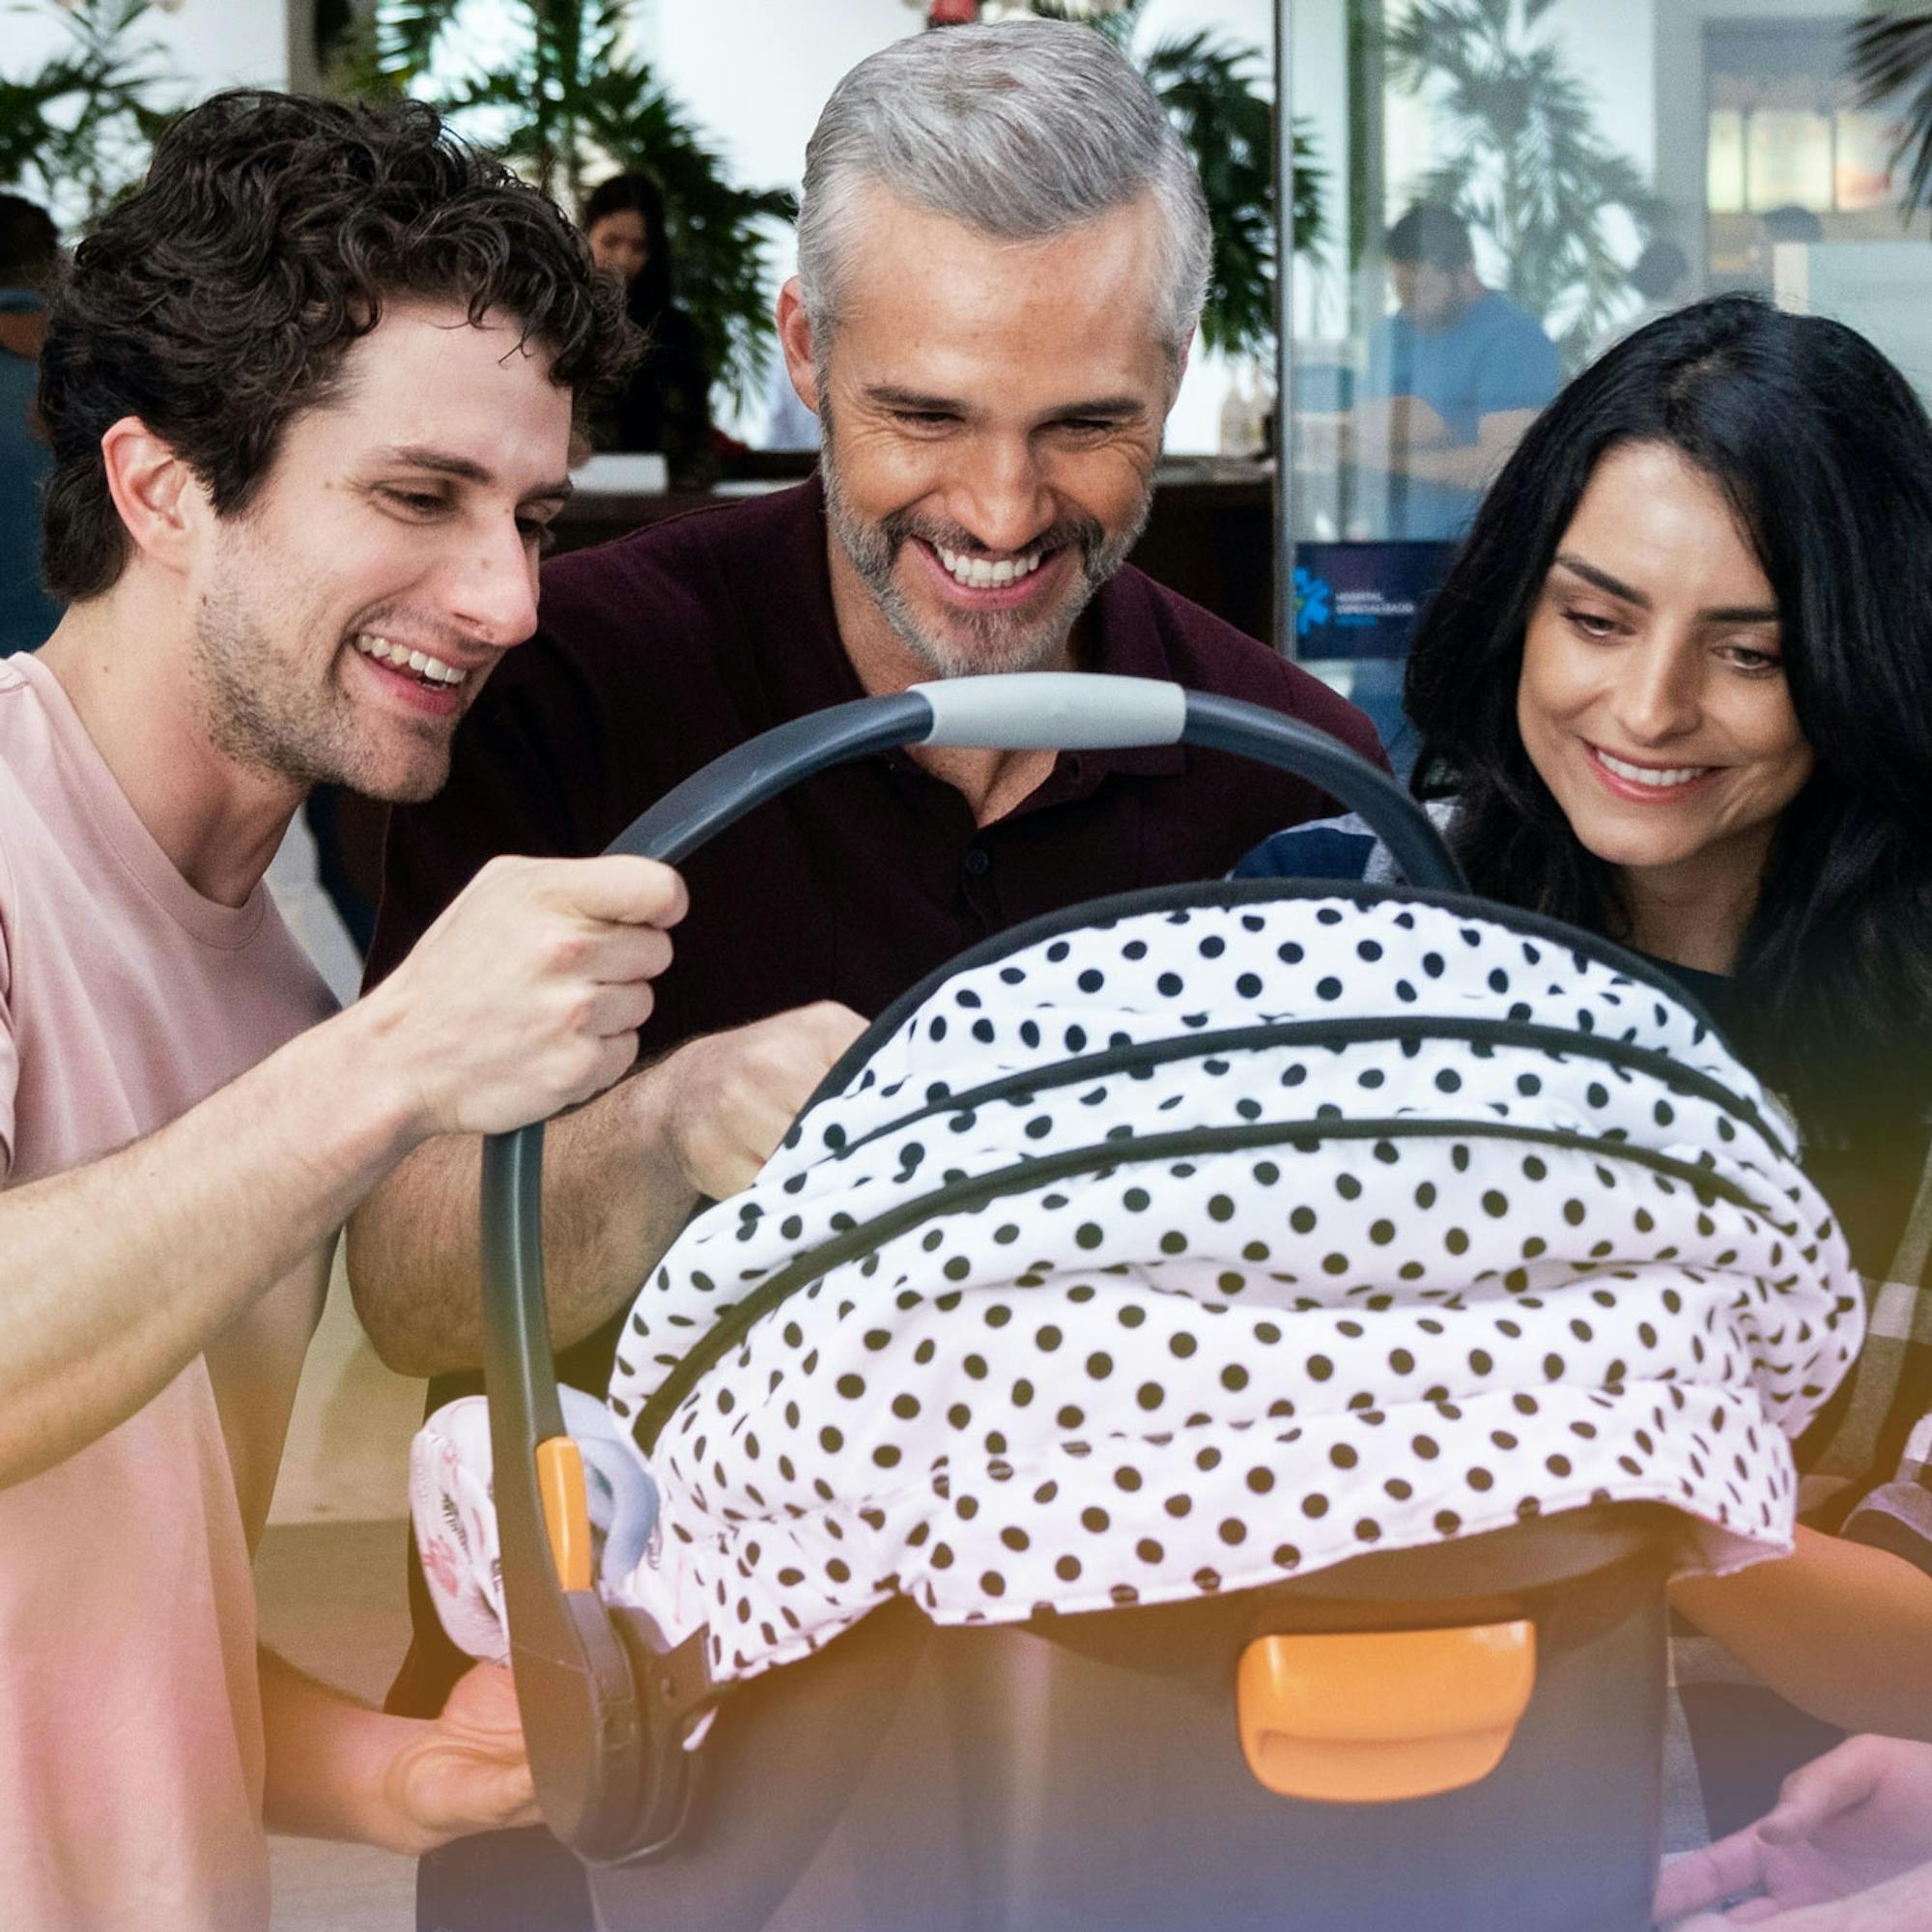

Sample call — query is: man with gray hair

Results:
[351,23,1381,1926]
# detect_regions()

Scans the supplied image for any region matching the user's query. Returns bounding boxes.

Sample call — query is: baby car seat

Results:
[474,675,1860,1932]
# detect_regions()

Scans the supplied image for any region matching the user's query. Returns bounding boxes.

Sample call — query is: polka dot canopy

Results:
[607,882,1862,1687]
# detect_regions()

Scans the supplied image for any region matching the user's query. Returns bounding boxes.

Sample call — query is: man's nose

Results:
[445,519,541,651]
[948,436,1054,554]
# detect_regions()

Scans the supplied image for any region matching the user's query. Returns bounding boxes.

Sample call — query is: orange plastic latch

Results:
[1236,1622,1535,1804]
[534,1435,592,1593]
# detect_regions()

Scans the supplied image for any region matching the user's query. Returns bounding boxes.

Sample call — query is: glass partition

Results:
[1280,0,1674,768]
[1272,1,1921,774]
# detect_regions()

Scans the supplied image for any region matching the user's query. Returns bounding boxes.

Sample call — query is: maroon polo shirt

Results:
[367,472,1383,1741]
[367,475,1382,1035]
[367,472,1386,1397]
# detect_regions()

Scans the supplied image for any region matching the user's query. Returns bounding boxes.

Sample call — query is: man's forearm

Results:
[0,1000,420,1488]
[1371,406,1537,490]
[347,1058,697,1378]
[347,999,869,1378]
[1671,1527,1932,1741]
[260,1648,430,1853]
[262,1647,537,1853]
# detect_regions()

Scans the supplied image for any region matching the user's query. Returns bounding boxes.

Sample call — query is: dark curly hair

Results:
[38,90,640,600]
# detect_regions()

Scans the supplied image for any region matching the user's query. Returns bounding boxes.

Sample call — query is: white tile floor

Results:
[259,1516,419,1930]
[260,1252,426,1929]
[269,1250,425,1531]
[259,817,428,1926]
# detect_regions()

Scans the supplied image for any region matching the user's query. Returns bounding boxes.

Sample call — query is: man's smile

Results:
[346,632,481,717]
[931,542,1043,588]
[908,536,1074,612]
[352,633,470,686]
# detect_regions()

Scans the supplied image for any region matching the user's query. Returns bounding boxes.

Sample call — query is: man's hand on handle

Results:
[362,853,690,1138]
[652,1000,870,1200]
[380,1662,542,1854]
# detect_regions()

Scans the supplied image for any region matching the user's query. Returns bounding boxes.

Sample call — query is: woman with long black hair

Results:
[1395,296,1930,1153]
[1241,294,1932,1855]
[580,172,717,488]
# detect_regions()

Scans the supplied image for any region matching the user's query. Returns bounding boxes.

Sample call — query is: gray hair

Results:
[797,20,1210,364]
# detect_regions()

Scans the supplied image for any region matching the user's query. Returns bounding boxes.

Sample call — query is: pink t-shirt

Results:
[0,652,336,1931]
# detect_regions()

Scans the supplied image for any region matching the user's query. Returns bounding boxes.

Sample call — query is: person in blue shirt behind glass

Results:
[0,193,62,658]
[1358,201,1559,541]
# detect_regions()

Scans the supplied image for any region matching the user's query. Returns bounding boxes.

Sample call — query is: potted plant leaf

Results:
[357,0,794,413]
[1848,11,1932,215]
[0,0,180,228]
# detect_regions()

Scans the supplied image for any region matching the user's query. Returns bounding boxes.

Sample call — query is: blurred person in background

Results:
[1748,203,1826,299]
[1591,236,1692,361]
[0,192,62,656]
[1356,200,1559,541]
[581,171,717,488]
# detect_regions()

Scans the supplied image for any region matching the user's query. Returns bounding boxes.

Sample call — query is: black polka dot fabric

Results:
[606,887,1862,1686]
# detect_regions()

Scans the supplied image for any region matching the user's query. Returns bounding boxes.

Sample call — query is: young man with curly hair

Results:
[0,90,788,1930]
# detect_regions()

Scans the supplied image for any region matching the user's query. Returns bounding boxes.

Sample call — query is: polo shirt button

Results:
[963,846,991,877]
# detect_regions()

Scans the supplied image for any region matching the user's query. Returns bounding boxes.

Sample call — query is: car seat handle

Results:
[482,675,1464,1862]
[604,675,1465,894]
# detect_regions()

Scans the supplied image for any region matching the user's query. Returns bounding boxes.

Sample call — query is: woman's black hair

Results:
[1406,294,1932,1135]
[582,171,673,324]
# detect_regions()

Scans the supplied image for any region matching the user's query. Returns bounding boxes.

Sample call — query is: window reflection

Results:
[1272,0,1926,773]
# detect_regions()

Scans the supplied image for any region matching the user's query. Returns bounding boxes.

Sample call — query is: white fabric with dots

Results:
[607,889,1862,1687]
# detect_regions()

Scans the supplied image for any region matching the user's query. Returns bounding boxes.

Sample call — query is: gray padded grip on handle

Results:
[912,673,1186,750]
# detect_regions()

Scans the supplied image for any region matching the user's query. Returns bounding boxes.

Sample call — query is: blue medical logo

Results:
[1293,565,1333,639]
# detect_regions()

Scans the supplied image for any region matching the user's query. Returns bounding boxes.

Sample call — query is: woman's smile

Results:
[1516,440,1815,965]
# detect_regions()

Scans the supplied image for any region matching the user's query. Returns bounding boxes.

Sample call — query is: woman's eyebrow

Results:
[1551,552,1649,607]
[1550,552,1777,624]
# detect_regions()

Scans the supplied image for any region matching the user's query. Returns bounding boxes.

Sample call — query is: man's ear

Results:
[99,416,208,575]
[775,279,822,418]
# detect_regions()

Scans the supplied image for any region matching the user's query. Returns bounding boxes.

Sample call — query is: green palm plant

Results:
[1848,12,1932,215]
[1386,0,1667,371]
[1018,0,1326,360]
[0,0,176,228]
[364,0,794,411]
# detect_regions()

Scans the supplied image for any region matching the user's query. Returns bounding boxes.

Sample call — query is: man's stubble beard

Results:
[818,383,1153,682]
[190,563,453,806]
